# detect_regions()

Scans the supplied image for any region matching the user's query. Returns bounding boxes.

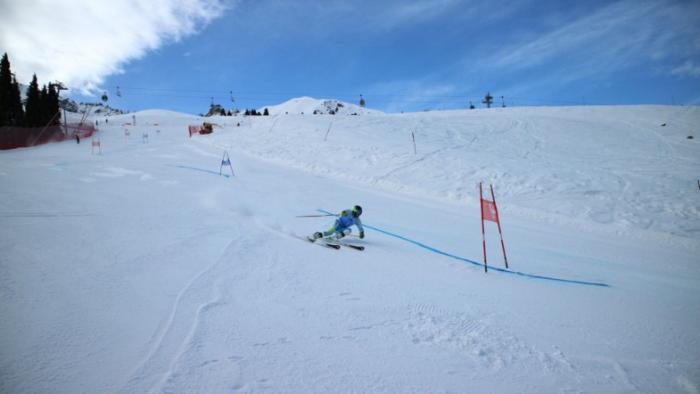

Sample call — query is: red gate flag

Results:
[481,199,499,223]
[479,182,508,271]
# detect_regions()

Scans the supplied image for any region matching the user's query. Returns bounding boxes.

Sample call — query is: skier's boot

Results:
[312,232,323,240]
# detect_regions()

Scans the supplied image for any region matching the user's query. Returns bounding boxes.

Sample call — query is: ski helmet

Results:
[352,205,362,217]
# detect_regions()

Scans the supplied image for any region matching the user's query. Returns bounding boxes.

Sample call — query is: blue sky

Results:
[2,0,699,113]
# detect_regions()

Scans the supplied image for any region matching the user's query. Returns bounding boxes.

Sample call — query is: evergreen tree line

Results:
[0,53,61,128]
[244,108,269,116]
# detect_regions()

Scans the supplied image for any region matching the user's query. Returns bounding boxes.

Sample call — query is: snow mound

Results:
[261,96,382,116]
[71,102,126,116]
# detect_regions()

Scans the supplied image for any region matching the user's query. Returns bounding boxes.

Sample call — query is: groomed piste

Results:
[1,103,698,393]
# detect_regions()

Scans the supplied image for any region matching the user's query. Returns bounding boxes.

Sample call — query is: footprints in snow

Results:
[404,304,511,370]
[325,295,540,372]
[403,304,576,373]
[338,291,362,301]
[253,337,292,347]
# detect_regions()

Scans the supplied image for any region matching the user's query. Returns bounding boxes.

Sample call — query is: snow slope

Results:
[1,105,698,393]
[210,105,700,250]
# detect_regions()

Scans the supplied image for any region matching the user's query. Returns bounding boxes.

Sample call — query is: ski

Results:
[341,243,365,251]
[306,235,341,249]
[325,239,365,251]
[298,234,363,251]
[322,242,342,250]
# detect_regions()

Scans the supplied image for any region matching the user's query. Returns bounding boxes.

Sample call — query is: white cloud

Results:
[671,60,700,78]
[363,78,459,112]
[376,0,461,30]
[0,0,228,93]
[362,0,525,33]
[492,1,656,70]
[485,0,700,80]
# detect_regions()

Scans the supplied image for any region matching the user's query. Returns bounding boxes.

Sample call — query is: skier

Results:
[310,205,365,241]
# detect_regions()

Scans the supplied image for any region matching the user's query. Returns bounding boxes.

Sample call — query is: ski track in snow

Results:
[121,235,247,393]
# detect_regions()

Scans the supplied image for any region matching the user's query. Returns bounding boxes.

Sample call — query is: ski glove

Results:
[359,231,365,239]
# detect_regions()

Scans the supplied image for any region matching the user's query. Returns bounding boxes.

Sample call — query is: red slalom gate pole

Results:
[480,182,488,273]
[490,184,508,269]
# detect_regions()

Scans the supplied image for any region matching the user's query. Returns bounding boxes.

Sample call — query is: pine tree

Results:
[24,74,41,127]
[1,54,27,126]
[9,76,24,126]
[0,53,13,126]
[263,108,269,116]
[39,84,49,125]
[47,83,60,125]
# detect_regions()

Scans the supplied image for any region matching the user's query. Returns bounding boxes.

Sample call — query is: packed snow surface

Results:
[1,103,699,393]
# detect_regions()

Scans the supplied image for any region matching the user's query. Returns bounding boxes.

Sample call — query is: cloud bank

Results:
[0,0,227,93]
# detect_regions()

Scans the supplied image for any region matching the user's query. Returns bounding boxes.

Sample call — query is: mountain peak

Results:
[260,97,381,115]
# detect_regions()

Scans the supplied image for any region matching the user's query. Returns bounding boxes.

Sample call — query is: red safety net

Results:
[0,123,96,150]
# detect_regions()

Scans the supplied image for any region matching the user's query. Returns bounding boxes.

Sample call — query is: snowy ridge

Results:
[77,102,126,116]
[260,96,382,115]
